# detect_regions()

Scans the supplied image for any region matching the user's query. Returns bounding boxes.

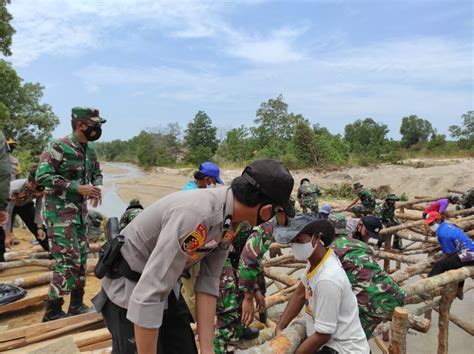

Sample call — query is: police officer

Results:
[36,107,106,321]
[92,158,295,354]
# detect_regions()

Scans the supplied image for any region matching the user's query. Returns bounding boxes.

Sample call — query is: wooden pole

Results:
[372,250,420,264]
[437,283,458,354]
[388,307,409,354]
[391,260,433,283]
[264,268,298,287]
[0,258,98,271]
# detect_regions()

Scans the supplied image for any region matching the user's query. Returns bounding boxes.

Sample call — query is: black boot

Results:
[67,288,91,316]
[42,298,67,322]
[392,235,402,250]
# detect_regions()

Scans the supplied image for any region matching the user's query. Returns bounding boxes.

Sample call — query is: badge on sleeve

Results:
[180,224,207,253]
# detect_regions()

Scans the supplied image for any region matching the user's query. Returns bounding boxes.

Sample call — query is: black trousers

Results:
[102,291,197,354]
[11,202,49,252]
[428,254,474,288]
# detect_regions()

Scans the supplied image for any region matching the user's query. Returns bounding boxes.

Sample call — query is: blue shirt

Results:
[436,222,474,255]
[182,180,198,190]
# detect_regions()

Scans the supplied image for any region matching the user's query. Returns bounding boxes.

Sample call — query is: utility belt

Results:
[94,217,141,282]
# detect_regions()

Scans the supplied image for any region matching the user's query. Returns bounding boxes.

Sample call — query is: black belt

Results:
[107,255,141,282]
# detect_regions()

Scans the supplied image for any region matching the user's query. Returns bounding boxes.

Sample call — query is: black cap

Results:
[242,159,295,218]
[274,214,335,245]
[361,216,383,240]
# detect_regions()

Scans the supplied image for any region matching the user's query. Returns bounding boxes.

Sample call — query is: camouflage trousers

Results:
[214,259,243,354]
[301,196,318,214]
[47,222,88,299]
[351,205,374,218]
[359,290,405,338]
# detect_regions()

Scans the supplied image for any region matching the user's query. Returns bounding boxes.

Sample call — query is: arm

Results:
[196,292,217,354]
[345,196,360,211]
[275,282,306,334]
[134,325,158,354]
[296,333,331,354]
[90,151,103,186]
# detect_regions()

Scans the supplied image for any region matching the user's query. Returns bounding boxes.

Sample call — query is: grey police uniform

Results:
[93,187,235,353]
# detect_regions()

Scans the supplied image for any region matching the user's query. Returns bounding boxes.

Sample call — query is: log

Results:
[0,258,97,271]
[4,242,104,262]
[264,254,296,267]
[391,260,433,283]
[447,189,464,194]
[437,283,458,354]
[402,266,474,297]
[397,213,422,221]
[372,250,420,264]
[388,307,408,354]
[235,324,276,350]
[264,268,298,287]
[397,196,450,208]
[4,272,53,289]
[28,336,80,354]
[235,319,306,354]
[265,285,298,309]
[403,246,439,255]
[0,286,48,315]
[434,307,474,336]
[395,232,438,244]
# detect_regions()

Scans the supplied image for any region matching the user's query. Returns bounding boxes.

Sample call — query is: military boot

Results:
[67,288,91,316]
[42,298,67,322]
[241,327,259,340]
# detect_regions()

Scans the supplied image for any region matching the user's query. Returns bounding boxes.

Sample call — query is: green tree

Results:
[449,111,474,148]
[293,121,321,166]
[344,118,389,154]
[184,111,218,164]
[0,0,15,56]
[0,60,59,154]
[399,115,434,148]
[217,126,255,162]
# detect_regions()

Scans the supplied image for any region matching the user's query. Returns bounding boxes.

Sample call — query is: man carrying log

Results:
[274,215,369,354]
[375,193,402,249]
[425,211,474,300]
[36,107,106,321]
[329,213,405,338]
[343,182,375,217]
[422,196,458,218]
[92,159,295,354]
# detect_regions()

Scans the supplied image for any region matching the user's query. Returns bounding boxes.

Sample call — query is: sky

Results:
[4,0,473,141]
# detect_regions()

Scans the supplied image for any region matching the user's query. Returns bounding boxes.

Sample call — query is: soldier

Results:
[456,188,474,210]
[92,159,295,354]
[87,210,105,243]
[329,213,405,338]
[297,178,321,214]
[36,107,105,321]
[214,208,289,353]
[6,138,21,180]
[344,182,375,217]
[119,199,143,231]
[0,130,12,262]
[375,194,402,249]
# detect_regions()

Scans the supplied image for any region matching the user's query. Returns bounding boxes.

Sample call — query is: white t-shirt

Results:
[300,250,369,354]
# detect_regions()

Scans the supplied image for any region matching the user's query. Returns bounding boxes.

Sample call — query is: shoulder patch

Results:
[180,224,207,253]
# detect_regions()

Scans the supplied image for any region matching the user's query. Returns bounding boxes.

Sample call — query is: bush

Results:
[322,183,355,199]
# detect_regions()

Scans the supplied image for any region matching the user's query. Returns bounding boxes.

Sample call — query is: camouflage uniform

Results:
[119,207,143,231]
[331,224,405,338]
[36,132,103,299]
[352,188,376,217]
[297,183,320,214]
[375,194,401,247]
[87,210,105,242]
[457,188,474,210]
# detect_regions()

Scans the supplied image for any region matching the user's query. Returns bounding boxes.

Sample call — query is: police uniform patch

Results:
[180,224,207,253]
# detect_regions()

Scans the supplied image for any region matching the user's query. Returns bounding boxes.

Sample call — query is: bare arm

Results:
[196,292,217,353]
[275,282,305,334]
[296,332,331,354]
[345,196,360,211]
[134,324,158,354]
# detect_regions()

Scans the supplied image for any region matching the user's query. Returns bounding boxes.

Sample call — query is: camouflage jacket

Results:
[458,188,474,210]
[228,222,254,270]
[358,188,376,210]
[36,134,103,225]
[119,207,143,231]
[238,217,275,293]
[332,235,405,315]
[375,202,399,226]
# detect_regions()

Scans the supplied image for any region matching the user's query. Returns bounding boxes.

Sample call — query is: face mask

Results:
[430,223,439,233]
[256,204,275,226]
[83,125,102,141]
[291,236,318,261]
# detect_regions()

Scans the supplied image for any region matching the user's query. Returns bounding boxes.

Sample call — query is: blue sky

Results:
[5,0,473,141]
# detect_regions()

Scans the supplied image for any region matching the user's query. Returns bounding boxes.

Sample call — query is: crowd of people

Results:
[1,107,473,354]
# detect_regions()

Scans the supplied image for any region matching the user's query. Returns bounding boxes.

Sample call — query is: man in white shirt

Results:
[274,215,369,354]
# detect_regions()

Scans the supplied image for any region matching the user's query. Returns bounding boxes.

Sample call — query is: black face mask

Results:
[256,204,276,226]
[83,125,102,141]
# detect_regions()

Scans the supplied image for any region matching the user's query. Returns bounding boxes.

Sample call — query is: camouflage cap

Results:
[129,199,142,208]
[71,107,106,123]
[329,212,347,234]
[385,194,400,201]
[353,182,363,190]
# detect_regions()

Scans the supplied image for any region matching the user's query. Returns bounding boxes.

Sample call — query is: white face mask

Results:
[291,237,318,261]
[430,223,440,233]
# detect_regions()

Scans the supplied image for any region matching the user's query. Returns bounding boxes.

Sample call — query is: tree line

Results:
[95,95,474,169]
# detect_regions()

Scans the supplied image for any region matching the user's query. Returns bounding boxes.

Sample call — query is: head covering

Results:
[329,213,347,235]
[199,162,224,184]
[424,211,442,224]
[360,216,383,240]
[386,194,400,201]
[242,159,295,218]
[71,107,106,123]
[127,199,143,210]
[274,214,335,245]
[319,203,332,215]
[353,182,363,190]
